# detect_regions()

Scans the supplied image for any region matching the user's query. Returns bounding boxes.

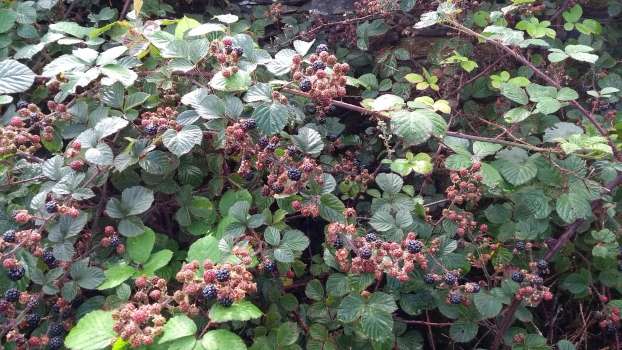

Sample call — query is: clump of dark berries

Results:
[3,229,16,243]
[511,271,524,283]
[241,118,256,130]
[406,240,423,254]
[424,274,436,284]
[312,61,326,71]
[444,272,458,286]
[515,240,526,251]
[333,236,344,249]
[536,259,548,270]
[109,235,121,248]
[365,232,377,242]
[145,124,158,135]
[359,246,372,259]
[45,201,59,213]
[48,336,64,350]
[216,268,230,282]
[43,250,57,267]
[202,284,217,300]
[233,47,244,56]
[4,288,20,302]
[448,291,464,305]
[218,296,233,307]
[315,44,329,54]
[264,260,277,273]
[25,313,41,327]
[287,168,302,181]
[48,323,65,337]
[7,266,25,281]
[299,79,312,92]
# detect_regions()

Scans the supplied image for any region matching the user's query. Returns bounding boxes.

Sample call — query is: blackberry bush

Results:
[0,1,620,349]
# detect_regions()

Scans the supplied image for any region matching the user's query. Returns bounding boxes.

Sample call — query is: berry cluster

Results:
[201,260,256,307]
[334,231,429,282]
[442,209,487,239]
[139,106,179,136]
[112,300,166,347]
[423,271,481,305]
[100,225,125,254]
[291,45,349,114]
[0,102,67,157]
[209,37,244,78]
[445,163,483,206]
[512,263,553,307]
[596,306,621,336]
[291,199,320,218]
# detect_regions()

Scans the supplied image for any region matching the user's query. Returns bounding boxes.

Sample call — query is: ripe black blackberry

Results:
[511,271,524,283]
[215,268,230,282]
[258,137,269,149]
[109,235,121,248]
[26,313,40,327]
[326,134,338,142]
[48,323,65,337]
[202,284,217,300]
[233,47,244,56]
[423,274,435,284]
[7,266,25,281]
[218,296,233,307]
[312,61,326,71]
[145,124,158,135]
[287,168,302,181]
[444,273,458,286]
[406,240,423,254]
[264,260,277,273]
[287,145,300,157]
[605,323,618,335]
[271,184,284,194]
[241,118,256,130]
[448,291,463,305]
[333,236,344,249]
[48,336,64,350]
[299,79,312,92]
[266,142,278,151]
[531,276,544,286]
[43,250,56,267]
[16,101,28,109]
[315,44,329,54]
[515,240,526,251]
[536,259,548,270]
[3,229,16,243]
[45,201,59,213]
[365,232,377,242]
[359,246,372,259]
[4,288,20,302]
[470,283,480,293]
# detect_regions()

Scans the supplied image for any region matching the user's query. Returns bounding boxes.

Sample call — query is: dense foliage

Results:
[1,0,622,349]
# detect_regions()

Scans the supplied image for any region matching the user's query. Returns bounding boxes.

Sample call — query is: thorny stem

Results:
[280,87,562,154]
[446,20,622,161]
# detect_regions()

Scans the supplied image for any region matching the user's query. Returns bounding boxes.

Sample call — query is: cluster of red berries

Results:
[112,300,166,347]
[209,37,244,78]
[354,0,398,16]
[596,306,621,336]
[291,45,349,114]
[64,140,88,172]
[334,230,430,282]
[100,225,125,254]
[139,106,179,136]
[175,259,256,309]
[292,199,320,217]
[446,163,483,206]
[512,260,553,307]
[443,209,487,239]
